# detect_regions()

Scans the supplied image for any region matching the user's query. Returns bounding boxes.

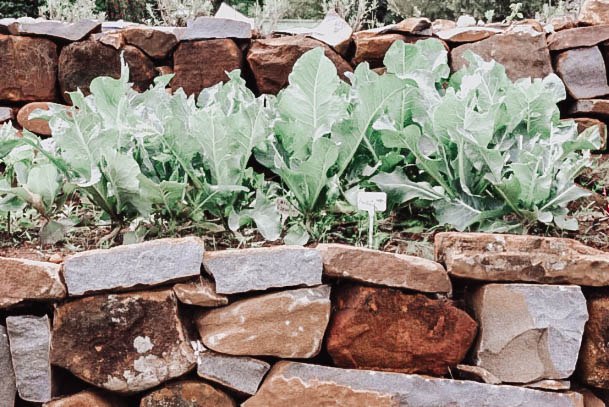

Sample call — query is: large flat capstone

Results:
[63,237,204,295]
[243,361,584,407]
[435,232,609,286]
[203,246,322,294]
[6,315,52,403]
[317,243,450,293]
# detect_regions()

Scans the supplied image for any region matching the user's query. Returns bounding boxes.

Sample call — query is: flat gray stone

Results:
[0,326,16,407]
[469,284,588,383]
[197,350,270,395]
[6,315,52,403]
[204,246,322,294]
[243,361,584,407]
[182,17,252,40]
[10,19,101,42]
[63,237,204,296]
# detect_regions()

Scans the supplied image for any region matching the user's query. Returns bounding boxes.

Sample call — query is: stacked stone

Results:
[1,2,609,151]
[2,230,609,405]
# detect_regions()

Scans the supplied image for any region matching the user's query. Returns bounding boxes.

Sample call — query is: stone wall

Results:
[1,11,609,150]
[2,232,609,405]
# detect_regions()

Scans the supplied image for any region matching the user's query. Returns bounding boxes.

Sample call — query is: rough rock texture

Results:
[10,20,101,42]
[579,0,609,25]
[247,36,352,94]
[91,30,124,49]
[547,26,609,51]
[6,315,52,403]
[43,390,124,407]
[577,293,609,389]
[554,47,609,99]
[58,40,155,102]
[435,232,609,286]
[173,277,228,307]
[243,361,584,407]
[352,32,423,67]
[0,325,16,407]
[451,31,552,80]
[122,27,179,60]
[182,17,251,40]
[204,246,322,294]
[455,364,501,384]
[196,286,331,358]
[16,101,67,136]
[278,11,353,56]
[0,106,14,122]
[171,39,243,96]
[0,34,57,102]
[140,380,236,407]
[436,27,502,43]
[63,237,204,296]
[470,284,588,383]
[567,99,609,118]
[197,351,270,395]
[326,284,477,375]
[0,256,65,309]
[317,244,451,293]
[51,289,196,393]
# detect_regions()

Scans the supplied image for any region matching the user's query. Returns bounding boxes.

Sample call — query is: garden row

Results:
[2,232,609,405]
[0,9,603,243]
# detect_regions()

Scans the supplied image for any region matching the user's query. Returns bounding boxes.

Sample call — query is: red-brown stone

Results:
[247,36,352,94]
[140,380,236,407]
[0,35,57,102]
[58,40,155,103]
[352,32,425,67]
[171,39,243,96]
[325,284,477,375]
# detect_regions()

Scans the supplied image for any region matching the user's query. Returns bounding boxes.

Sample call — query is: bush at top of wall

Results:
[0,38,600,247]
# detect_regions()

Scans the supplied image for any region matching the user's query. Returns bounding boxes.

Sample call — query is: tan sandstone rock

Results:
[451,31,552,80]
[140,380,236,407]
[247,36,352,94]
[122,27,180,60]
[548,26,609,51]
[243,361,585,407]
[173,276,228,307]
[435,232,609,285]
[326,284,477,375]
[0,256,65,309]
[0,35,57,102]
[567,99,609,118]
[171,39,243,96]
[317,243,451,293]
[579,0,609,25]
[51,289,195,394]
[196,286,331,358]
[43,390,125,407]
[469,284,588,383]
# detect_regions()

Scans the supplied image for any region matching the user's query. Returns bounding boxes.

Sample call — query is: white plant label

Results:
[357,192,387,248]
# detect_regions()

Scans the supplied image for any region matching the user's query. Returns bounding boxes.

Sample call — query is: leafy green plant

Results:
[370,41,600,231]
[39,0,105,21]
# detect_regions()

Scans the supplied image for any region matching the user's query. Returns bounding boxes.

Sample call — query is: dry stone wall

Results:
[1,5,609,151]
[1,232,609,405]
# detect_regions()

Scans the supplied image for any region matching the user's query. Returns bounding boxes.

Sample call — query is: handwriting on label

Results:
[276,197,300,217]
[357,192,387,212]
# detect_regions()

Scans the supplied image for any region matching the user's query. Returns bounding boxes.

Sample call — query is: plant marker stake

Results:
[357,192,387,249]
